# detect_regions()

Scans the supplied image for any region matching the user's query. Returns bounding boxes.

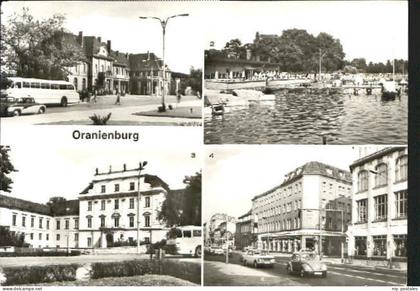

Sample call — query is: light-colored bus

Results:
[5,77,79,107]
[167,225,202,257]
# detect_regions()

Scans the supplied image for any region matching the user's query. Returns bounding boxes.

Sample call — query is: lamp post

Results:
[139,14,189,111]
[137,161,148,254]
[318,48,328,82]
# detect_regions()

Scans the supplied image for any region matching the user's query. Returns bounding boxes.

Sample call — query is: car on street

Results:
[286,251,327,278]
[241,249,275,268]
[1,96,46,117]
[211,247,225,255]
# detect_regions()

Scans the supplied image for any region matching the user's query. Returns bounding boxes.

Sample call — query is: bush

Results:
[90,260,158,279]
[158,105,166,112]
[89,113,112,125]
[0,249,81,257]
[3,264,78,285]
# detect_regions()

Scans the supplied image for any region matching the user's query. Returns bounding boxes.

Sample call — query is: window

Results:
[65,220,69,230]
[39,233,42,240]
[183,230,192,238]
[56,234,60,241]
[144,237,150,244]
[87,217,92,228]
[88,201,92,211]
[74,218,79,229]
[39,218,43,229]
[395,155,408,182]
[130,182,135,191]
[22,216,26,227]
[46,234,49,241]
[358,170,369,192]
[31,82,40,88]
[114,217,120,227]
[114,184,120,192]
[31,217,35,227]
[12,214,16,226]
[375,163,388,187]
[101,200,106,210]
[101,185,106,193]
[394,234,407,257]
[56,220,60,230]
[23,81,30,88]
[129,216,134,227]
[75,233,79,241]
[374,195,388,221]
[30,233,34,240]
[100,216,105,227]
[372,235,387,256]
[46,220,50,229]
[129,198,134,209]
[357,199,368,223]
[354,236,367,256]
[145,197,150,208]
[87,237,92,247]
[114,199,119,209]
[395,190,407,218]
[193,230,202,237]
[144,215,150,227]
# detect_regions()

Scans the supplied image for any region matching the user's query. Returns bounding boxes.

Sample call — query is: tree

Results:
[0,226,26,247]
[158,171,201,226]
[179,67,202,95]
[2,7,85,79]
[0,146,17,193]
[350,58,367,72]
[315,32,345,72]
[223,38,245,59]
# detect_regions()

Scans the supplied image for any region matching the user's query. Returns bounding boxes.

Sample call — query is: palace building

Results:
[0,165,177,250]
[252,161,352,256]
[348,147,407,261]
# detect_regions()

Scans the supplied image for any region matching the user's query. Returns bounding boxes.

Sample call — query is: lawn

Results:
[133,106,202,119]
[30,274,197,286]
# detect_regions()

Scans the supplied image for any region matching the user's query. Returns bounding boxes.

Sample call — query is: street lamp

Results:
[318,48,328,82]
[137,161,148,254]
[139,14,189,111]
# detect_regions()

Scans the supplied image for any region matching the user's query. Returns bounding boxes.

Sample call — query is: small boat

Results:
[380,81,397,100]
[211,103,225,116]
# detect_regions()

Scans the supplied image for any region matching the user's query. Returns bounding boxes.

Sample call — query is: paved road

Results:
[204,253,406,286]
[0,94,202,126]
[0,253,200,268]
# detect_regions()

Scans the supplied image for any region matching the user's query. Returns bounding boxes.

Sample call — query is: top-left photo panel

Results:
[0,1,203,126]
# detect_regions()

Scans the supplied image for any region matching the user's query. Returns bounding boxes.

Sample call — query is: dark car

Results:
[0,96,46,117]
[286,251,327,278]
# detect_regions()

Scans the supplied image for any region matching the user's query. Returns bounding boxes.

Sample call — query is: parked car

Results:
[211,247,225,255]
[1,96,46,117]
[286,251,327,278]
[241,249,275,268]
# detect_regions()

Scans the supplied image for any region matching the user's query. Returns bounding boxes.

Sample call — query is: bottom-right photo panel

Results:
[203,145,407,286]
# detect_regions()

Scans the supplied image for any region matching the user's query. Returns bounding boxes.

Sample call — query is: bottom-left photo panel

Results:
[0,144,202,287]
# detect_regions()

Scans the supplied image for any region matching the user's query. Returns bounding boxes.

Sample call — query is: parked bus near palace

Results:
[5,77,79,107]
[167,225,202,257]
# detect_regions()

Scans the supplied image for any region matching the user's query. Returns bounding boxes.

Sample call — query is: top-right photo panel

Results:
[203,1,407,145]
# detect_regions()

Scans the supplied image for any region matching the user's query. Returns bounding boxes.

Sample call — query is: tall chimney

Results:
[123,164,126,171]
[78,31,83,47]
[95,168,99,175]
[109,165,112,173]
[98,36,101,43]
[107,40,111,54]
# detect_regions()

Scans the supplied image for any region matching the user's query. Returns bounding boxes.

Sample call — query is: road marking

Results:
[329,266,405,279]
[328,270,405,285]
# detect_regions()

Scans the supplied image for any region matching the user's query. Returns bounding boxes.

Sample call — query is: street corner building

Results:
[250,161,352,257]
[348,147,407,264]
[0,165,181,251]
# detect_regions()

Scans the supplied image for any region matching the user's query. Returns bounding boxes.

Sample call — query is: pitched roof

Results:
[252,161,351,201]
[110,50,129,67]
[129,53,163,71]
[49,199,79,216]
[0,194,50,216]
[349,147,406,171]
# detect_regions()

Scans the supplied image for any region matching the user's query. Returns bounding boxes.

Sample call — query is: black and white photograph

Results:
[0,144,202,286]
[204,1,408,144]
[0,1,203,126]
[203,145,407,286]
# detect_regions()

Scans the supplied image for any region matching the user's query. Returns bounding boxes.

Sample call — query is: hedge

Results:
[2,264,78,286]
[0,250,81,257]
[90,260,158,279]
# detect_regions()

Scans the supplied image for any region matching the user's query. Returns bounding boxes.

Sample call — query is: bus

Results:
[166,225,202,257]
[4,77,80,107]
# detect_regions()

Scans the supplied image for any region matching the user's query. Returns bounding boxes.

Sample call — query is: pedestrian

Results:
[115,89,121,105]
[177,91,182,104]
[92,87,97,103]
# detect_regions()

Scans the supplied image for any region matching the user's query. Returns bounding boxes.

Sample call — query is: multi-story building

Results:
[252,161,352,256]
[234,210,255,250]
[0,164,181,251]
[348,147,407,262]
[128,52,171,96]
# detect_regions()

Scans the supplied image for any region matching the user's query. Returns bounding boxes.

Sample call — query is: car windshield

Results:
[301,253,320,261]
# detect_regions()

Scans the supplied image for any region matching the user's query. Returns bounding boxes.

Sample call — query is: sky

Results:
[1,1,205,74]
[2,143,201,205]
[204,1,408,63]
[203,145,387,223]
